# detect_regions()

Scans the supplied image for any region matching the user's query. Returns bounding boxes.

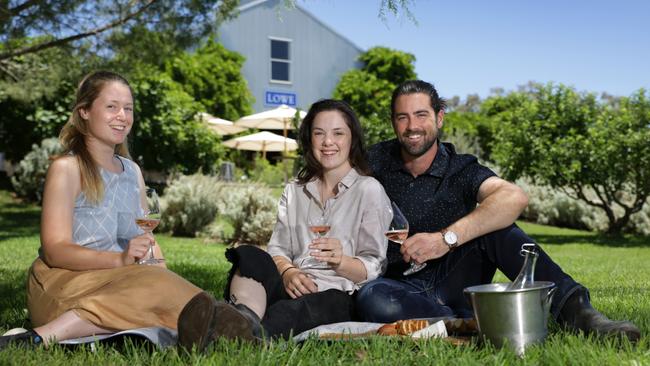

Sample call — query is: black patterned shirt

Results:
[367,139,497,279]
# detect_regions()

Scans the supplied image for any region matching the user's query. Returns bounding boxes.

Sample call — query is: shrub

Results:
[159,173,224,236]
[160,173,278,244]
[441,129,483,158]
[218,184,277,246]
[11,138,62,202]
[518,178,650,235]
[518,179,608,232]
[247,157,292,187]
[629,202,650,236]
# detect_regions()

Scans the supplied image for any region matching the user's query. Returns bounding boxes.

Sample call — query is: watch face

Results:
[444,231,458,245]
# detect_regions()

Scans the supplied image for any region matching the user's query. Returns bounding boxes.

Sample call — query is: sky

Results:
[297,0,650,100]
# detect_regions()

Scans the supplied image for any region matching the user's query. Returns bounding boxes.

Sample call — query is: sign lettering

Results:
[265,91,297,107]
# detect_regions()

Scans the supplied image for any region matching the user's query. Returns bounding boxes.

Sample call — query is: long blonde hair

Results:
[58,71,133,204]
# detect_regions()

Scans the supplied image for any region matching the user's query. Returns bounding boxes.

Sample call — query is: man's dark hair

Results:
[390,80,447,118]
[296,99,370,184]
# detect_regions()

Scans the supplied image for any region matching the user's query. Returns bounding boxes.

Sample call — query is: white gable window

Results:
[270,37,291,83]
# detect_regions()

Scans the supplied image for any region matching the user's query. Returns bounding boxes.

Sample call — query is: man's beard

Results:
[398,130,437,157]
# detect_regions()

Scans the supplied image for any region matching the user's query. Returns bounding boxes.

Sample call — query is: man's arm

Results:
[401,176,528,263]
[449,176,528,245]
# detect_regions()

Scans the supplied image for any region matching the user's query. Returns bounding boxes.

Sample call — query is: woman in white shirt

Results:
[177,99,391,350]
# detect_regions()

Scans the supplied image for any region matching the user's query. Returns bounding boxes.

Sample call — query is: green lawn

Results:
[1,190,649,365]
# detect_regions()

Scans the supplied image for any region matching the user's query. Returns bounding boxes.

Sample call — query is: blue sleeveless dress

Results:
[71,156,143,252]
[28,156,201,334]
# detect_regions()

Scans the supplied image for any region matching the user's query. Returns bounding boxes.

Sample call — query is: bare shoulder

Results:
[48,155,80,177]
[45,155,81,195]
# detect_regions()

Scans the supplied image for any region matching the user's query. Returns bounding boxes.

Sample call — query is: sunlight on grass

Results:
[1,190,649,364]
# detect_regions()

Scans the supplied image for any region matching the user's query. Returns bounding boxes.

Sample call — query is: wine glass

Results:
[385,201,426,276]
[136,187,163,265]
[300,200,331,269]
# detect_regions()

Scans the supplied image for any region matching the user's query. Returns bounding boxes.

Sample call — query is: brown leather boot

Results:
[213,302,263,342]
[558,287,640,342]
[177,291,220,352]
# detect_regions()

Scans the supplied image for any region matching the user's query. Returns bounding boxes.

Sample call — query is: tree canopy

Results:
[0,0,240,61]
[333,46,417,146]
[0,0,415,61]
[128,67,226,174]
[166,39,253,121]
[488,84,650,234]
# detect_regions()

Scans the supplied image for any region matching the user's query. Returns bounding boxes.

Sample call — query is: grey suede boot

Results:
[558,287,640,342]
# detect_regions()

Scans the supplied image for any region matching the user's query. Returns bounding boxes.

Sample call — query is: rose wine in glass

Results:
[385,229,409,243]
[136,187,163,265]
[309,224,331,237]
[301,200,331,269]
[135,217,160,232]
[385,201,426,276]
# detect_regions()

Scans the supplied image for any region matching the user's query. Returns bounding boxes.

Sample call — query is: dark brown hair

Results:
[391,80,447,118]
[296,99,369,184]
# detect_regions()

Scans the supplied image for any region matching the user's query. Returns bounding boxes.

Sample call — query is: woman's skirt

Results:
[27,258,202,331]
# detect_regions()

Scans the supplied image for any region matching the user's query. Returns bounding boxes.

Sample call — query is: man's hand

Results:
[282,268,318,299]
[401,232,449,264]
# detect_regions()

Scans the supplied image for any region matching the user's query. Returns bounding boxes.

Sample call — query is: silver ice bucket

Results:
[464,281,556,355]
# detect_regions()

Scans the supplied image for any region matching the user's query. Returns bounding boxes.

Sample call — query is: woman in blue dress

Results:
[0,71,202,349]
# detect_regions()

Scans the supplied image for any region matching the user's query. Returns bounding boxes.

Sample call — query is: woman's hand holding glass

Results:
[135,187,164,265]
[282,268,318,299]
[120,233,156,266]
[300,200,332,269]
[309,237,343,268]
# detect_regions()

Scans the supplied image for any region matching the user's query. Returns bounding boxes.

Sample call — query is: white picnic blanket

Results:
[58,327,177,348]
[4,320,448,348]
[293,320,448,341]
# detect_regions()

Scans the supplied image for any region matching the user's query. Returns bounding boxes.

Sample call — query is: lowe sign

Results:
[265,91,297,107]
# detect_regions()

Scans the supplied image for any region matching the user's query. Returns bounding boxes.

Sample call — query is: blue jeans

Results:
[356,224,582,323]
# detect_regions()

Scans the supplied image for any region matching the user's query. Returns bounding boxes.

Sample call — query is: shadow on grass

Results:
[0,193,41,241]
[530,233,650,248]
[0,268,30,328]
[0,210,41,240]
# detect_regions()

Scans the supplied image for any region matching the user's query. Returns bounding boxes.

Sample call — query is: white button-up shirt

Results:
[267,168,392,294]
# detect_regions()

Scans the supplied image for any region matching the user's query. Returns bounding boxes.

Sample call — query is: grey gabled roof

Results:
[236,0,364,53]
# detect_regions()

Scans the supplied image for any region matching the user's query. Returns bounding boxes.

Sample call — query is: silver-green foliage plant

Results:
[218,184,277,246]
[11,137,62,202]
[518,178,608,231]
[518,178,650,234]
[441,129,483,159]
[160,173,224,236]
[160,173,277,244]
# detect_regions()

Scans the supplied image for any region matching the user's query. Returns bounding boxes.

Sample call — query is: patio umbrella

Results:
[234,104,306,131]
[197,112,247,135]
[234,105,306,182]
[223,131,298,159]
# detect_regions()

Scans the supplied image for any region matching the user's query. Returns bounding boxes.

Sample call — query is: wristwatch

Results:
[441,229,459,251]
